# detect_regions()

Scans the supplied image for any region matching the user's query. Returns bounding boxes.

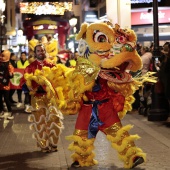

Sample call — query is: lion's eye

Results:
[93,31,108,43]
[116,36,126,44]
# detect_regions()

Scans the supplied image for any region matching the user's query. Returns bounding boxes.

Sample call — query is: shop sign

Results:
[131,0,161,4]
[131,9,170,25]
[33,24,57,30]
[33,25,44,30]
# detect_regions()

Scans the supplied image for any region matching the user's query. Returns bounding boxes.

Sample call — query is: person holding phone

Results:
[140,46,153,75]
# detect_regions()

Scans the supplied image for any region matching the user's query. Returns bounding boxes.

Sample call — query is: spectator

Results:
[140,46,153,75]
[9,53,18,104]
[0,50,14,120]
[157,42,170,124]
[28,53,35,64]
[149,42,154,53]
[132,46,153,111]
[136,43,142,56]
[69,51,78,67]
[16,52,30,110]
[57,50,71,67]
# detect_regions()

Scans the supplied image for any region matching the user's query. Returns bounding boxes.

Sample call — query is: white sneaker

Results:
[17,102,22,108]
[25,105,32,113]
[0,111,4,118]
[7,112,14,120]
[147,96,152,105]
[7,115,14,120]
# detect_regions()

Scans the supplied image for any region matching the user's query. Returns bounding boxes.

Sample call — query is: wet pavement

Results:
[0,99,170,170]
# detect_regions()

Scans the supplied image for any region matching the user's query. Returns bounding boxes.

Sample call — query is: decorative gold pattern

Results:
[119,142,135,155]
[103,122,122,136]
[74,129,88,140]
[74,57,100,85]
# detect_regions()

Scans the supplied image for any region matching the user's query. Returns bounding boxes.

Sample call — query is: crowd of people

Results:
[132,42,170,124]
[155,42,170,123]
[0,50,33,120]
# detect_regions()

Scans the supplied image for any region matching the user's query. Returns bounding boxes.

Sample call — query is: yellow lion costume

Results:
[24,21,156,168]
[28,35,58,64]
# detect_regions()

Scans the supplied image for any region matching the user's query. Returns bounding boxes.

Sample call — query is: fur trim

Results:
[68,142,94,155]
[28,114,46,124]
[66,135,95,147]
[29,123,46,133]
[111,135,140,152]
[106,124,134,143]
[120,147,146,169]
[71,152,98,167]
[66,134,97,167]
[106,125,146,169]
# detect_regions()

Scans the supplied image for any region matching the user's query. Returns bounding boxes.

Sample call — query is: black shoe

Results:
[41,147,51,153]
[71,161,80,168]
[51,146,58,152]
[131,157,144,169]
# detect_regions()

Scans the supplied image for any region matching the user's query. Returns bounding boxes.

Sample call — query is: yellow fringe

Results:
[71,152,98,167]
[134,71,157,84]
[68,142,94,155]
[111,135,140,152]
[119,147,144,161]
[120,147,146,169]
[106,124,146,169]
[24,64,96,116]
[118,96,135,119]
[66,135,95,147]
[107,71,157,120]
[106,124,133,143]
[66,134,97,167]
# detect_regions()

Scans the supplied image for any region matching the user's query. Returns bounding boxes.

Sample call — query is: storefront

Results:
[131,0,170,46]
[131,7,170,46]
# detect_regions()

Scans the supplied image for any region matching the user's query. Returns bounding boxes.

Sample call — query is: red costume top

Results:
[75,78,125,135]
[24,59,55,74]
[21,59,55,90]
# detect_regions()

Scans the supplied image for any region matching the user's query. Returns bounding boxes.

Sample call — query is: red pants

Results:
[75,100,120,132]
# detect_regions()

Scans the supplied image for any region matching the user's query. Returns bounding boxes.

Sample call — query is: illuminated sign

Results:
[33,25,44,30]
[131,9,170,25]
[140,11,165,20]
[33,25,58,30]
[48,25,57,29]
[20,2,73,15]
[131,0,161,4]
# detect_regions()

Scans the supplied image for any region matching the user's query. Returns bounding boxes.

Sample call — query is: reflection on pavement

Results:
[3,113,10,129]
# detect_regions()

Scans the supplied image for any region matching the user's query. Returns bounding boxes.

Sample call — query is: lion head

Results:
[76,21,142,84]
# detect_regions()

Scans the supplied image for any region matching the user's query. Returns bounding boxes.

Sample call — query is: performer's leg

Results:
[66,129,98,167]
[103,122,146,169]
[47,106,64,152]
[28,95,64,152]
[28,99,48,151]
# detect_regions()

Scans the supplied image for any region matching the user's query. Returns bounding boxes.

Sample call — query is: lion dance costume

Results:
[24,37,61,153]
[24,22,156,168]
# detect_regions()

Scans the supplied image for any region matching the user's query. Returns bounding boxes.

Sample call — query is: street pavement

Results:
[0,100,170,170]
